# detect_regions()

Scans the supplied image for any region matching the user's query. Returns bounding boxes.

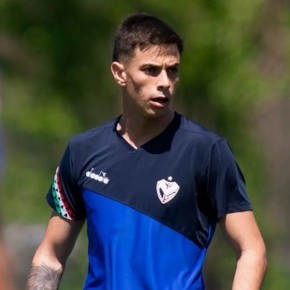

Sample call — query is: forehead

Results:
[127,44,180,65]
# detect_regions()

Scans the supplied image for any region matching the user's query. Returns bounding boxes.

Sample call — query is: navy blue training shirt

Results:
[47,112,252,290]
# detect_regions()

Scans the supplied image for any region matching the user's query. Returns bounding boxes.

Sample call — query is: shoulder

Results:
[177,113,224,146]
[69,118,117,147]
[63,118,118,158]
[168,113,233,169]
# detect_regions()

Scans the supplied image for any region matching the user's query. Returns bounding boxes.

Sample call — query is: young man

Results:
[26,13,267,289]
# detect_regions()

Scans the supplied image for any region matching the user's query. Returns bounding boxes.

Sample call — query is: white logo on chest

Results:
[86,169,109,184]
[156,176,180,204]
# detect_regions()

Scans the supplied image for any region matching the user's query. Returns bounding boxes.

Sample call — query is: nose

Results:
[157,70,171,90]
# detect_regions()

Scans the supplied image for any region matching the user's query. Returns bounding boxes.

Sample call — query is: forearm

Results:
[26,213,84,290]
[26,249,65,290]
[26,263,63,290]
[232,250,267,290]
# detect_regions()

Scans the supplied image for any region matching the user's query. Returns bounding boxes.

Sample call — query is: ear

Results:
[111,61,126,86]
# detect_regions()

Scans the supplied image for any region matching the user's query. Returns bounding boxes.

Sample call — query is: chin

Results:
[144,109,173,119]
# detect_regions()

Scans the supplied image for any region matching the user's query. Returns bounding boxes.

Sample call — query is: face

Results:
[112,44,180,120]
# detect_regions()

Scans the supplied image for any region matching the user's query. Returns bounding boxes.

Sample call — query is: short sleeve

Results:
[206,139,252,220]
[46,144,86,220]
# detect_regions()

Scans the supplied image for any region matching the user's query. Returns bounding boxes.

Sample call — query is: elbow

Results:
[260,245,268,275]
[256,238,267,273]
[237,241,268,275]
[254,241,268,274]
[247,242,268,275]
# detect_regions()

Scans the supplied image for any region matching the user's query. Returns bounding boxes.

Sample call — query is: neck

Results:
[117,111,174,148]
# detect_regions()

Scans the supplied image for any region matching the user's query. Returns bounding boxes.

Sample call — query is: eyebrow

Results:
[140,62,180,68]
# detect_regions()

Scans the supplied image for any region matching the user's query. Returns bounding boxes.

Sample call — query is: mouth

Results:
[150,97,170,107]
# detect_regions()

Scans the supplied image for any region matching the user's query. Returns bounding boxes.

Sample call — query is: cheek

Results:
[170,79,179,92]
[130,78,152,96]
[129,81,144,96]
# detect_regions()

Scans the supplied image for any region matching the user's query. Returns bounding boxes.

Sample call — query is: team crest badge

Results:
[156,176,180,204]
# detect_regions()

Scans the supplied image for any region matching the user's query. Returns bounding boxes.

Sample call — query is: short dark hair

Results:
[112,13,183,61]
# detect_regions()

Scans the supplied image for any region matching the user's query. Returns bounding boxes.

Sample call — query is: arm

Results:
[0,239,14,290]
[26,211,85,290]
[220,211,267,290]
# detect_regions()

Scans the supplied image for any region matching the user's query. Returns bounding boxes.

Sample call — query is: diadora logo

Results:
[156,176,180,204]
[86,169,109,184]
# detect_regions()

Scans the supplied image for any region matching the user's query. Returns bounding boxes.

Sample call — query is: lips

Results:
[150,97,169,105]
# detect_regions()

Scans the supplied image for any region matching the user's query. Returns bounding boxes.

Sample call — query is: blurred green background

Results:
[0,1,289,289]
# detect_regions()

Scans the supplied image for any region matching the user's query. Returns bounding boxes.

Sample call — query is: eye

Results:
[167,66,179,75]
[142,66,160,76]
